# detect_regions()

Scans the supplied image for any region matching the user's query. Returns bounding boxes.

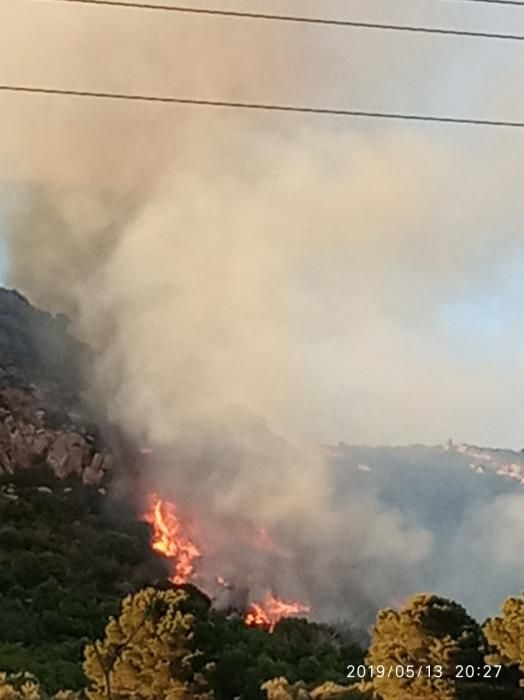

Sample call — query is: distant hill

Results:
[326,441,524,619]
[1,286,523,691]
[327,441,524,531]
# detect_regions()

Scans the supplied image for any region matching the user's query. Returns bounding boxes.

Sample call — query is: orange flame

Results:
[143,493,201,584]
[245,593,310,632]
[143,494,309,630]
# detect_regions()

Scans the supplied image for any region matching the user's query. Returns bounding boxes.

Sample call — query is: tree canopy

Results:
[484,594,524,688]
[365,593,499,700]
[84,587,212,700]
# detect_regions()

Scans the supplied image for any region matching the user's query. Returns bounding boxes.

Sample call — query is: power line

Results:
[1,83,524,129]
[35,0,524,43]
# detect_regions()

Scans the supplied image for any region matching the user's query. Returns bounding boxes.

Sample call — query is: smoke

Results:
[442,493,524,619]
[2,0,524,621]
[6,127,524,447]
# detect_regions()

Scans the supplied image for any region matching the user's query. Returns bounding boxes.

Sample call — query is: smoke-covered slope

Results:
[0,289,365,696]
[0,289,174,691]
[1,286,523,628]
[327,442,524,619]
[0,288,111,484]
[328,442,524,532]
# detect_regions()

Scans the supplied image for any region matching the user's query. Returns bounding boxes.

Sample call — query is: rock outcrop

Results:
[0,288,111,484]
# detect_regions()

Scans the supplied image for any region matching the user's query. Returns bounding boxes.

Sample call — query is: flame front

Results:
[143,493,310,629]
[143,493,201,584]
[245,593,310,632]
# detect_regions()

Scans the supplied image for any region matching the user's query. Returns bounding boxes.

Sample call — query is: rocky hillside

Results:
[0,288,111,485]
[0,289,168,691]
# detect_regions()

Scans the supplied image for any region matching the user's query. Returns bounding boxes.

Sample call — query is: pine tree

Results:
[484,595,524,686]
[364,594,484,700]
[262,677,311,700]
[83,587,213,700]
[262,677,367,700]
[0,673,81,700]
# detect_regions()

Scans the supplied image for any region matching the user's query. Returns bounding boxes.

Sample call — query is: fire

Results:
[143,493,310,630]
[245,602,271,630]
[143,493,201,584]
[245,593,310,632]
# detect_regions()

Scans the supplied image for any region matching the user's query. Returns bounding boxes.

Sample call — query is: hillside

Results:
[0,289,364,697]
[2,287,524,700]
[0,288,168,690]
[327,441,524,619]
[0,288,111,485]
[327,441,524,533]
[0,470,167,691]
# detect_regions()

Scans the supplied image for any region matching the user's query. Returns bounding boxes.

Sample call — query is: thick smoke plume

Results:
[2,0,524,621]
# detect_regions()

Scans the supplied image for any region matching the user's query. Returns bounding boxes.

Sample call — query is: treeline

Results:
[0,585,362,700]
[2,471,524,699]
[3,585,524,699]
[0,469,167,692]
[0,470,362,698]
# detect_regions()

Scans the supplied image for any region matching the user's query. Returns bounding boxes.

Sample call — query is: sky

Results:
[1,0,524,448]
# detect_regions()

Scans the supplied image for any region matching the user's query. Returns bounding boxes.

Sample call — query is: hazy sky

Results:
[2,0,524,448]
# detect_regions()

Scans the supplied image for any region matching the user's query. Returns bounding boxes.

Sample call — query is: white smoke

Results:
[2,0,524,622]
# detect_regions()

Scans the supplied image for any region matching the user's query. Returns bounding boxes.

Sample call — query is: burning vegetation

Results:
[143,492,310,631]
[244,593,310,633]
[142,493,201,585]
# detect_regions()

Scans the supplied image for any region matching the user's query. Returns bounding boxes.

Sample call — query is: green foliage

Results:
[365,594,487,700]
[0,647,85,696]
[0,671,81,700]
[83,587,213,700]
[195,610,363,700]
[310,681,370,700]
[0,671,43,700]
[262,677,311,700]
[0,479,167,693]
[261,677,368,700]
[484,594,524,687]
[0,472,366,699]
